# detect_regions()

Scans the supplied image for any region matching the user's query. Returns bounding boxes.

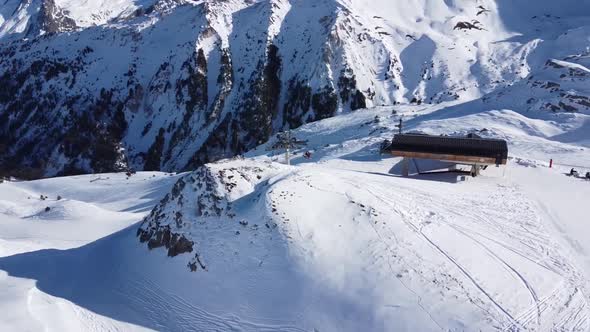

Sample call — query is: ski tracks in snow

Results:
[118,277,306,332]
[338,171,589,331]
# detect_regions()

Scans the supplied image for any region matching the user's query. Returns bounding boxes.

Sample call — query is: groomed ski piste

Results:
[1,100,590,331]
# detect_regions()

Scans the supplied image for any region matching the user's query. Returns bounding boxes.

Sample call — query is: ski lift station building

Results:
[384,134,509,177]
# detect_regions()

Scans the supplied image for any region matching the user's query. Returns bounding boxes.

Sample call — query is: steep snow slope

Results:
[0,171,181,254]
[0,171,183,331]
[52,0,158,26]
[1,0,589,179]
[0,0,161,39]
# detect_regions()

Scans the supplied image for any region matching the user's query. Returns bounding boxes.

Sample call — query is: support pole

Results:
[412,158,421,174]
[396,118,403,134]
[402,158,410,177]
[286,146,290,166]
[470,164,480,177]
[285,130,291,166]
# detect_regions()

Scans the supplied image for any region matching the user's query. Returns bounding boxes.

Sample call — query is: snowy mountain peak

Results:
[1,0,590,179]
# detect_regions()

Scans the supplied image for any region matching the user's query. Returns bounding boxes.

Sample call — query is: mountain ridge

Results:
[1,0,589,179]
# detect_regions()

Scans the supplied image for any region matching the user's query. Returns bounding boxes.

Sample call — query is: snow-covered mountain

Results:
[2,98,590,330]
[131,93,590,330]
[0,0,590,177]
[1,0,589,179]
[2,2,590,329]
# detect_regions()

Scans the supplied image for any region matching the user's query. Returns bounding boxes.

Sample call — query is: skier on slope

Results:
[570,168,578,176]
[586,171,590,180]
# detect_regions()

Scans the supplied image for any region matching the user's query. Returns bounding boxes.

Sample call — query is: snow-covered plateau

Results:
[1,0,590,331]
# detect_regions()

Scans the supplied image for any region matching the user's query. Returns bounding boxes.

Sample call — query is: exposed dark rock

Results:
[164,49,210,165]
[145,128,166,171]
[208,48,234,122]
[312,86,338,121]
[351,90,367,110]
[283,79,312,129]
[187,253,206,272]
[559,102,578,112]
[454,21,484,31]
[337,67,366,110]
[140,224,194,257]
[39,0,78,34]
[167,234,194,257]
[185,114,236,169]
[240,44,282,147]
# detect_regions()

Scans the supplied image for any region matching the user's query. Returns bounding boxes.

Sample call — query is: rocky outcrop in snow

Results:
[138,159,284,271]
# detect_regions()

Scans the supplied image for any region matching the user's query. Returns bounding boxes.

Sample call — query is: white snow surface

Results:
[52,0,156,26]
[1,0,590,330]
[1,100,590,331]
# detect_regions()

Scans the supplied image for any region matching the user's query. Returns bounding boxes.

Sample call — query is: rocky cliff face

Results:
[1,0,589,178]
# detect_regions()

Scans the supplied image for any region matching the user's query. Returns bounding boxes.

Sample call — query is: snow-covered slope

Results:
[0,171,185,331]
[2,0,590,330]
[2,94,590,331]
[0,0,161,39]
[137,160,588,331]
[1,0,589,179]
[138,100,590,330]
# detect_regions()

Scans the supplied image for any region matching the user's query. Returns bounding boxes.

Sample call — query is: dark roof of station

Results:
[386,134,508,160]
